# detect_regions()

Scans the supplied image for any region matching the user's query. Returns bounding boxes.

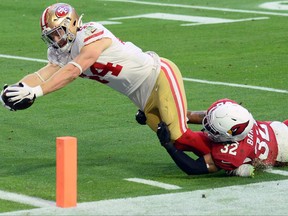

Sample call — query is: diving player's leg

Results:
[157,58,211,156]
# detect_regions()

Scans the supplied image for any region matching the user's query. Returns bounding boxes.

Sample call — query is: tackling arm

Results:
[163,142,218,175]
[157,121,219,175]
[187,110,206,124]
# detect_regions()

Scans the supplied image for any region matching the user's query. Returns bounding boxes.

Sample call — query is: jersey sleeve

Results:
[212,141,254,170]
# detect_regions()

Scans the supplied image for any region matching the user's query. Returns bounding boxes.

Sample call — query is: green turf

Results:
[0,0,288,213]
[0,199,35,212]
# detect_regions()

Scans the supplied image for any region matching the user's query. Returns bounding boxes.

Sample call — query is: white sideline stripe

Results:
[265,169,288,176]
[1,54,287,94]
[183,77,288,94]
[125,178,181,190]
[0,190,55,207]
[2,179,288,216]
[105,0,288,17]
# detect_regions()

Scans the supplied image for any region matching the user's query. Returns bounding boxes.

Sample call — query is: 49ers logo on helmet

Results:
[55,5,69,18]
[228,121,250,136]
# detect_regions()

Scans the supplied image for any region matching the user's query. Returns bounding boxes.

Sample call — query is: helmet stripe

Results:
[40,7,50,30]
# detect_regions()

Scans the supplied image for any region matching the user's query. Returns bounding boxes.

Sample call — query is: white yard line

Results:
[181,17,269,26]
[0,190,55,207]
[183,78,288,94]
[105,0,288,17]
[1,54,287,94]
[0,54,48,63]
[125,178,182,190]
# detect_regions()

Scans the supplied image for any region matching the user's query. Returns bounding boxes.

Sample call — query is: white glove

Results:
[0,84,15,111]
[5,82,43,102]
[226,164,255,177]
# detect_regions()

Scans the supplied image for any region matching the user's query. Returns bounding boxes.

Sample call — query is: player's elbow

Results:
[66,62,83,78]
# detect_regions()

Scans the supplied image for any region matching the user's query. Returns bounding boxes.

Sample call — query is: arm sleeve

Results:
[164,142,209,175]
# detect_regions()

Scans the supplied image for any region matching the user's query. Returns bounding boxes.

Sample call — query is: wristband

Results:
[34,72,45,82]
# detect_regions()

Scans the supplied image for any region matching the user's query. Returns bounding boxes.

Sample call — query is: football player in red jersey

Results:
[0,3,209,155]
[156,98,288,177]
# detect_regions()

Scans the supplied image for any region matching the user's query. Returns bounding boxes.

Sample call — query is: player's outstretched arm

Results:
[19,63,61,87]
[0,63,60,111]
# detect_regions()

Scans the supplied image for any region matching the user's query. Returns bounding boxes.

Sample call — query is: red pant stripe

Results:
[160,59,187,134]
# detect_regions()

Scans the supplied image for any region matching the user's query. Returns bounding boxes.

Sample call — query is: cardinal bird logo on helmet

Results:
[228,120,250,136]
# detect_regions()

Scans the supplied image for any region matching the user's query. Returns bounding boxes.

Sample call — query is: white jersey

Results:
[270,121,288,162]
[47,22,160,110]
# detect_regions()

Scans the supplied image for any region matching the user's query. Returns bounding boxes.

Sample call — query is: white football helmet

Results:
[40,3,83,52]
[202,102,254,143]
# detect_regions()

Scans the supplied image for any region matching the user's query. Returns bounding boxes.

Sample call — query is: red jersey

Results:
[211,121,278,170]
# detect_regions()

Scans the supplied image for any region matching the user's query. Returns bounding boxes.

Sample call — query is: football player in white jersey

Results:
[0,3,210,155]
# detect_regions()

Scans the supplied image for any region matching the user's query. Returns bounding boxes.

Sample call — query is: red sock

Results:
[283,119,288,126]
[175,129,211,156]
